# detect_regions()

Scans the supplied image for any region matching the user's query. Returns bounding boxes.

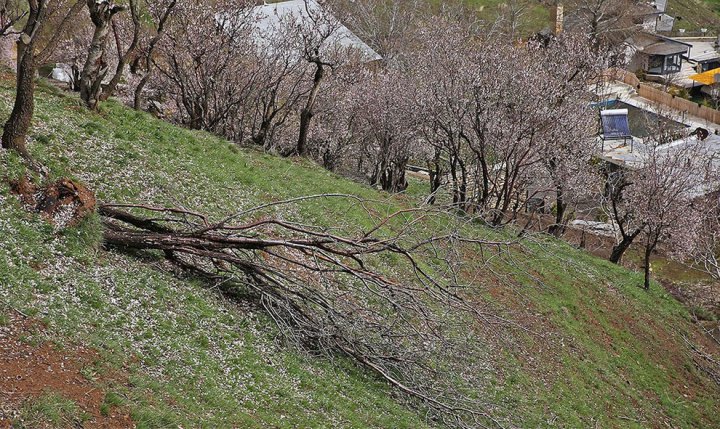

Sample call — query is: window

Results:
[648,55,664,74]
[701,61,720,73]
[664,54,682,73]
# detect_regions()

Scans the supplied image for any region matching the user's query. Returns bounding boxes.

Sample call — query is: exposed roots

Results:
[10,177,96,228]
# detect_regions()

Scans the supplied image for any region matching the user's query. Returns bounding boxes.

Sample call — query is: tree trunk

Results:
[548,185,567,237]
[427,157,442,205]
[453,155,467,210]
[133,0,176,110]
[297,110,313,156]
[101,4,139,102]
[2,0,84,166]
[253,119,271,147]
[185,100,204,130]
[2,34,37,160]
[297,61,325,157]
[70,64,81,91]
[80,1,124,110]
[133,73,150,110]
[80,24,110,109]
[379,160,408,193]
[609,238,632,264]
[643,243,653,290]
[608,224,643,264]
[478,155,490,208]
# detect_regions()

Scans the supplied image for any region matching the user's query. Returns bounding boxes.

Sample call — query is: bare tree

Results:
[293,0,343,157]
[306,69,360,171]
[314,66,421,192]
[79,0,125,109]
[1,0,84,164]
[531,32,606,236]
[412,22,603,227]
[413,18,475,209]
[494,0,530,40]
[100,0,140,101]
[687,195,720,280]
[246,14,315,149]
[331,0,426,65]
[564,0,643,50]
[602,136,715,288]
[153,1,252,129]
[356,69,420,193]
[603,164,645,264]
[132,0,176,110]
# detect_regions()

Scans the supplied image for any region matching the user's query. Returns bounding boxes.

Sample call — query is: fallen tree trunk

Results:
[98,197,515,429]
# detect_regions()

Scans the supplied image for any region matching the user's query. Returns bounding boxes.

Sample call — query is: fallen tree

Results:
[98,195,517,429]
[685,324,720,388]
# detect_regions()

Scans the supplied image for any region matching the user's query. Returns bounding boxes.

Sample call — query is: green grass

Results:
[666,0,720,32]
[470,0,550,35]
[709,0,720,13]
[425,0,551,35]
[0,76,719,428]
[458,0,720,35]
[15,393,89,428]
[0,81,434,428]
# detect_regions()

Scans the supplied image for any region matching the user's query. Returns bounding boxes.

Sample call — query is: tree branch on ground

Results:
[98,197,518,429]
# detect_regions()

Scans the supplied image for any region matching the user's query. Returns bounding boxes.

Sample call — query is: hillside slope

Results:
[461,0,720,35]
[1,77,719,428]
[666,0,720,32]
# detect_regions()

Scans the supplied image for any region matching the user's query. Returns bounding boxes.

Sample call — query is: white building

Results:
[249,0,381,63]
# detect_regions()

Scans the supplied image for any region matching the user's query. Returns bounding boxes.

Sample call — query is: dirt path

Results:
[0,313,134,429]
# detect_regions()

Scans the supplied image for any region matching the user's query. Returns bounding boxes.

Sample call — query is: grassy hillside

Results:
[1,76,719,428]
[457,0,551,35]
[666,0,720,32]
[461,0,720,35]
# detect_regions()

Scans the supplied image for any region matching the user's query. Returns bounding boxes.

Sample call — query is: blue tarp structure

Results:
[601,109,631,139]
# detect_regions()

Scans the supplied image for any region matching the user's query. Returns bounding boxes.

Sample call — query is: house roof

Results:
[679,39,720,62]
[653,0,668,12]
[694,50,720,62]
[689,68,720,85]
[631,32,691,56]
[250,0,381,62]
[634,2,664,17]
[642,43,689,55]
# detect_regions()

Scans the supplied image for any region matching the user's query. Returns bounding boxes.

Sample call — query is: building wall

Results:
[627,53,649,74]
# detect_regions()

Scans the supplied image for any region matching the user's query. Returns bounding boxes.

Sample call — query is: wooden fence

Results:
[602,68,720,125]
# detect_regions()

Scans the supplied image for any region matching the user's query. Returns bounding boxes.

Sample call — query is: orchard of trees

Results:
[1,0,720,426]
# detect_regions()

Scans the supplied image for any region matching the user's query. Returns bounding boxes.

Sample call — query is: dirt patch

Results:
[9,177,96,228]
[0,314,134,428]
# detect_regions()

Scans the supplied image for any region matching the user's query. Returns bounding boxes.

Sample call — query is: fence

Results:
[602,68,720,125]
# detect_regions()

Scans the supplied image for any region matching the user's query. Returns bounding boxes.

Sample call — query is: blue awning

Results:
[601,109,631,139]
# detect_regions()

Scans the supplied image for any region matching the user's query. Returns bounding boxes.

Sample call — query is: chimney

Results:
[552,3,564,35]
